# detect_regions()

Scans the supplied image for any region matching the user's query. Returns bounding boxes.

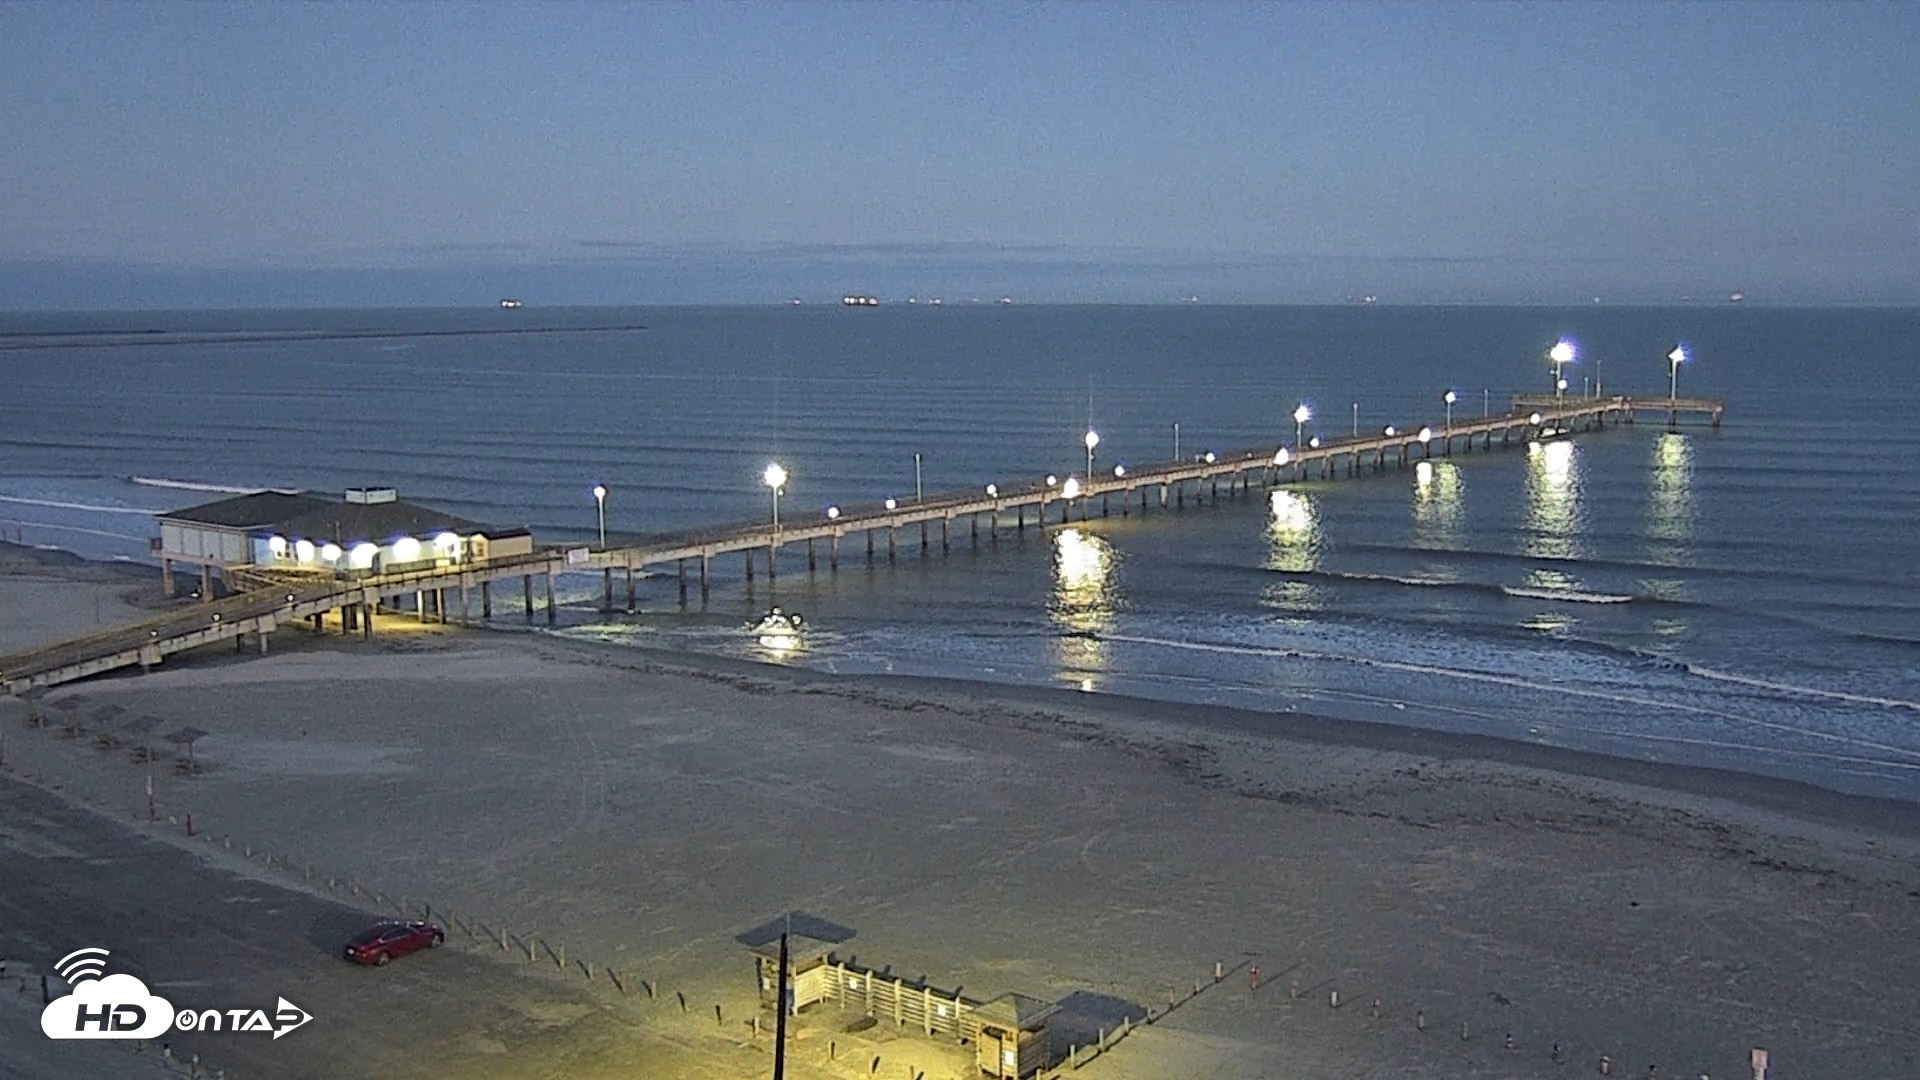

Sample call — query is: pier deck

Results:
[2,394,1722,694]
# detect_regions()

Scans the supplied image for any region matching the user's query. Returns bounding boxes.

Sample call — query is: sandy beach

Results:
[3,544,1918,1080]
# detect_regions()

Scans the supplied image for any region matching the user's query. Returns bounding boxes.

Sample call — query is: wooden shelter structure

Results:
[749,934,837,1013]
[972,993,1058,1079]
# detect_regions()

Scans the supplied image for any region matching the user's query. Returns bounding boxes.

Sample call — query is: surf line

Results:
[1096,633,1920,764]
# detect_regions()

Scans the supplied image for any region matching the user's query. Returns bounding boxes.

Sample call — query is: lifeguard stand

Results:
[971,993,1057,1078]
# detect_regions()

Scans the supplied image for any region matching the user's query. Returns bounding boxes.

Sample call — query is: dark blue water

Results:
[3,305,1917,799]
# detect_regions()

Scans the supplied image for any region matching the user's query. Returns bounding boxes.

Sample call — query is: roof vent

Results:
[344,487,398,505]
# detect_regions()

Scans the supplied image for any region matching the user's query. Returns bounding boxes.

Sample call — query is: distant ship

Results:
[841,295,879,307]
[1728,292,1746,303]
[499,298,523,309]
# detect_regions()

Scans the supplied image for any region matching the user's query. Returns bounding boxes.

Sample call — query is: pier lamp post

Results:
[1113,465,1126,478]
[1549,340,1576,400]
[914,453,923,503]
[1443,390,1456,433]
[1384,426,1397,437]
[1084,429,1100,484]
[763,463,787,535]
[1668,345,1686,401]
[591,484,607,548]
[986,484,998,498]
[827,506,840,521]
[1351,402,1359,438]
[885,497,897,511]
[1293,403,1311,450]
[1418,426,1432,456]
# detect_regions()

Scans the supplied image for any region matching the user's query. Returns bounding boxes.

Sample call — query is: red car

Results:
[342,920,444,966]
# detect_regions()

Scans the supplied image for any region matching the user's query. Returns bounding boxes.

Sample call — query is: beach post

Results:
[1750,1048,1768,1080]
[1214,960,1222,982]
[1248,965,1259,991]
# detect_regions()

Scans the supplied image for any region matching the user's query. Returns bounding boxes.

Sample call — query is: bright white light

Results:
[762,463,787,490]
[1416,460,1434,487]
[294,539,316,563]
[1530,412,1543,425]
[884,497,897,511]
[826,506,840,520]
[1061,477,1082,499]
[392,536,422,562]
[1268,489,1315,537]
[1669,345,1687,365]
[433,531,460,554]
[1084,429,1100,452]
[1557,378,1569,391]
[1384,426,1397,437]
[267,535,288,556]
[1054,527,1110,590]
[1418,426,1432,444]
[985,484,998,497]
[1550,340,1576,365]
[318,542,342,564]
[1293,403,1311,424]
[1046,474,1058,487]
[1273,447,1290,466]
[1112,465,1125,478]
[1444,390,1457,405]
[348,542,379,570]
[592,484,606,501]
[1309,436,1321,448]
[1204,451,1216,464]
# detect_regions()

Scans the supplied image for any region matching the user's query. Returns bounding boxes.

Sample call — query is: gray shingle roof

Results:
[267,499,483,547]
[158,491,334,529]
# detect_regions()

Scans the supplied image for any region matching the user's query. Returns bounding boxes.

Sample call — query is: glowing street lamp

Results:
[884,497,897,511]
[826,506,840,521]
[1084,429,1100,483]
[1112,465,1126,478]
[1443,390,1456,433]
[1418,426,1432,445]
[1293,403,1311,450]
[1273,447,1290,467]
[1384,425,1397,438]
[985,483,999,498]
[591,484,607,547]
[1668,345,1686,401]
[1549,340,1576,399]
[762,463,787,533]
[1061,476,1082,500]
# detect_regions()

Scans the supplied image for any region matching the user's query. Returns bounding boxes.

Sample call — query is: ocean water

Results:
[3,305,1918,801]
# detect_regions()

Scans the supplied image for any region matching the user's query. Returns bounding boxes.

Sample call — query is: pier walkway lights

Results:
[885,497,897,511]
[1293,403,1311,450]
[1668,345,1687,400]
[1112,465,1126,478]
[1444,390,1457,431]
[1204,451,1216,464]
[1549,340,1576,399]
[1418,426,1432,445]
[1084,429,1100,480]
[1273,447,1290,467]
[1530,412,1544,426]
[591,484,607,547]
[1384,425,1397,437]
[1309,436,1321,448]
[1061,477,1082,500]
[826,506,840,521]
[1046,474,1058,488]
[986,483,998,498]
[762,463,787,533]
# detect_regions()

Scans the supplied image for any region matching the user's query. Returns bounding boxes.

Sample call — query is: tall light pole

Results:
[762,463,786,534]
[591,484,607,548]
[1668,345,1686,401]
[1351,402,1358,438]
[1084,428,1099,482]
[1443,390,1456,433]
[1173,422,1180,461]
[1293,403,1310,450]
[914,453,923,503]
[1549,340,1576,400]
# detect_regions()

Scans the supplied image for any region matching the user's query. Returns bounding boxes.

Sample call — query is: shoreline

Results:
[7,537,1917,843]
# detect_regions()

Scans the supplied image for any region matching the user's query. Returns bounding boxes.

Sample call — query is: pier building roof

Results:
[157,491,334,529]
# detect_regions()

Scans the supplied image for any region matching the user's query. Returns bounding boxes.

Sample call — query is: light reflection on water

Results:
[1262,489,1324,610]
[1050,527,1115,686]
[1412,460,1465,551]
[1523,439,1582,562]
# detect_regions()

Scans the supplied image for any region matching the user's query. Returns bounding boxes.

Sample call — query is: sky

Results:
[3,1,1917,308]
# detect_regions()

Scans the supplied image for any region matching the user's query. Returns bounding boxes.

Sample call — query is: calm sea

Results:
[3,305,1917,801]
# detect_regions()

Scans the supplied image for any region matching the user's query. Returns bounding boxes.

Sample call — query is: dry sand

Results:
[3,550,1918,1080]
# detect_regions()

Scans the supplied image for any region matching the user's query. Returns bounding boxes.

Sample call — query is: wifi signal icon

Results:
[54,948,110,984]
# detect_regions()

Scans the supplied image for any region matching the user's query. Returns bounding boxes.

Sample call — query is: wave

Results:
[1094,632,1920,766]
[3,520,153,542]
[1684,665,1920,713]
[0,494,156,516]
[128,476,266,495]
[1500,586,1633,605]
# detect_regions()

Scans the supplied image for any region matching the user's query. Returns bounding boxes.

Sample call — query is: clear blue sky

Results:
[4,1,1916,307]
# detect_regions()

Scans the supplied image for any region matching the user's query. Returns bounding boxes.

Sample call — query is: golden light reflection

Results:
[1523,439,1582,560]
[1412,460,1464,544]
[1050,528,1116,683]
[1261,489,1324,609]
[1647,432,1694,548]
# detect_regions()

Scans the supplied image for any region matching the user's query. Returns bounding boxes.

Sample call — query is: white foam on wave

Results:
[0,494,156,516]
[1099,632,1920,766]
[1687,665,1920,713]
[1500,586,1633,604]
[128,476,265,495]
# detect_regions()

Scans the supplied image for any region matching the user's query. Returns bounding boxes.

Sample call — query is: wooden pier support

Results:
[522,574,534,623]
[481,579,492,619]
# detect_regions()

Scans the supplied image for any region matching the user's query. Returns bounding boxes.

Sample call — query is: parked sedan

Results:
[342,920,444,966]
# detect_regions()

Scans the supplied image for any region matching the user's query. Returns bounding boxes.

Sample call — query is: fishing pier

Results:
[1,393,1722,694]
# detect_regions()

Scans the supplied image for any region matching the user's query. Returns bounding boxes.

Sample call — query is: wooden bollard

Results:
[1288,979,1298,1002]
[643,979,655,999]
[1601,1055,1612,1075]
[1371,998,1381,1020]
[1461,1020,1470,1041]
[870,1056,880,1074]
[609,968,624,993]
[1329,989,1340,1008]
[1417,1009,1426,1031]
[557,942,565,971]
[677,990,687,1013]
[1214,960,1223,982]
